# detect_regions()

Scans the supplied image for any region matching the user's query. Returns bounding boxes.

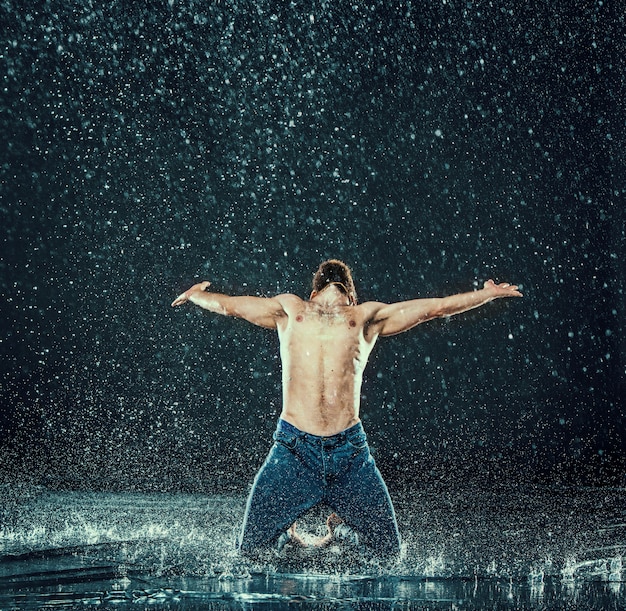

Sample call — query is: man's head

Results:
[311,259,357,305]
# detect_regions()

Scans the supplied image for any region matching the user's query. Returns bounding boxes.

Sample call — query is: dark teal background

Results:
[1,0,624,490]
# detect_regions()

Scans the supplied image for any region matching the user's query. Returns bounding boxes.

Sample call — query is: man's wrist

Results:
[475,287,494,303]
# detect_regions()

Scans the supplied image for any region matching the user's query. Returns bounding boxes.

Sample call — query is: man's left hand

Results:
[484,279,523,298]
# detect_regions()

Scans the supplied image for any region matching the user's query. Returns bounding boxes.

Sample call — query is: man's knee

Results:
[364,528,401,558]
[237,530,261,556]
[237,531,283,557]
[380,531,402,558]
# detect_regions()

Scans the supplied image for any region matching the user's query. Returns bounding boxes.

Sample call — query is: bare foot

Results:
[313,513,344,548]
[287,522,308,547]
[285,514,347,549]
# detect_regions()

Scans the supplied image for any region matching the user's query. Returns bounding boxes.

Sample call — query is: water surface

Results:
[1,483,624,609]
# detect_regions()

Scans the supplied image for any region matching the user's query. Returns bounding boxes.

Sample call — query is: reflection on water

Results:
[1,484,625,609]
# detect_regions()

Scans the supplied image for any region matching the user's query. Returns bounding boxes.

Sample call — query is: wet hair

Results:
[312,259,357,305]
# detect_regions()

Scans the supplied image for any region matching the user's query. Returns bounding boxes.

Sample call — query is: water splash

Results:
[2,485,625,583]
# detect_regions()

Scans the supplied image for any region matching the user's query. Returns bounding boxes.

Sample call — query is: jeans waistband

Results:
[276,418,364,446]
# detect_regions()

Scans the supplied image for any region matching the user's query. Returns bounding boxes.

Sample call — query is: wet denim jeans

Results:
[238,419,401,557]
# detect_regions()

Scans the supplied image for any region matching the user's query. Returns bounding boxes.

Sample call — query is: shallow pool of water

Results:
[1,483,624,609]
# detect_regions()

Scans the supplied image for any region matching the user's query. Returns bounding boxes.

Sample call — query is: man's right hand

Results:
[171,281,211,307]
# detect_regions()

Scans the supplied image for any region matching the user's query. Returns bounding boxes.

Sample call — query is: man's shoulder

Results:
[353,301,394,333]
[354,300,386,316]
[273,293,306,308]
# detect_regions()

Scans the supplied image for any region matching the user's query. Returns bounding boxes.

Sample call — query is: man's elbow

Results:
[429,302,447,319]
[192,293,229,315]
[222,302,241,317]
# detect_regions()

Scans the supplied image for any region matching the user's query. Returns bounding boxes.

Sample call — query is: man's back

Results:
[275,292,380,436]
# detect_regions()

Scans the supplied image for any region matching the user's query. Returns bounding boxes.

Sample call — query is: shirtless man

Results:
[171,260,522,556]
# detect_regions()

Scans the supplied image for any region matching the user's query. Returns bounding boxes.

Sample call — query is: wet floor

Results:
[1,483,625,609]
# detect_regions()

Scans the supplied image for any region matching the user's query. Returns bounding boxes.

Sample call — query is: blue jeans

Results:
[238,419,401,557]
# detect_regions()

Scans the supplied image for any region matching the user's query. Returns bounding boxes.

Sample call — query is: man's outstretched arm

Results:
[371,280,522,337]
[171,281,288,329]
